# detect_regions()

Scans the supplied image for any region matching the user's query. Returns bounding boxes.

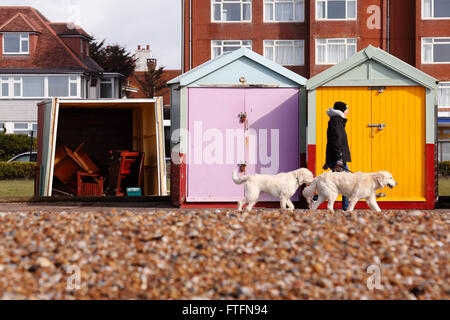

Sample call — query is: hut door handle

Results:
[368,124,386,130]
[368,124,386,138]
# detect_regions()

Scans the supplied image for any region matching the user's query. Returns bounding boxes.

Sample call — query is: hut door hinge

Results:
[238,162,247,172]
[368,86,386,93]
[239,112,247,123]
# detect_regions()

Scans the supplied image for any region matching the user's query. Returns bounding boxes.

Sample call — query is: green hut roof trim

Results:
[306,45,438,90]
[168,47,306,87]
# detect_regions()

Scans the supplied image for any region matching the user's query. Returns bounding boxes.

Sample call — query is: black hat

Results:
[334,101,348,113]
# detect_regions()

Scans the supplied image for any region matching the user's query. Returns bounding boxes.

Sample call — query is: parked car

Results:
[7,151,37,163]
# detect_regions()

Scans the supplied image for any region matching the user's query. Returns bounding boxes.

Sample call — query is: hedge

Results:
[0,162,36,179]
[0,133,37,162]
[439,161,450,176]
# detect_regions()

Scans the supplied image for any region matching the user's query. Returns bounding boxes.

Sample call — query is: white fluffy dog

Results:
[302,171,397,212]
[232,168,314,212]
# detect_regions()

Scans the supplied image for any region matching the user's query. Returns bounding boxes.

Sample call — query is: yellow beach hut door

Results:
[315,86,426,202]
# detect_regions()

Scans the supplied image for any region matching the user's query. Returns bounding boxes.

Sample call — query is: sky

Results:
[2,0,182,69]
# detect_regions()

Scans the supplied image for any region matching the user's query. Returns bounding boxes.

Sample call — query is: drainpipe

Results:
[387,0,390,53]
[189,0,192,70]
[181,0,185,73]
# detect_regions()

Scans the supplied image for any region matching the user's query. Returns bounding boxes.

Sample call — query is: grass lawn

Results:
[439,177,450,196]
[0,179,34,197]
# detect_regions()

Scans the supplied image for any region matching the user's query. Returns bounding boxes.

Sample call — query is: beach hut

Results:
[36,98,167,197]
[306,45,438,209]
[168,48,307,207]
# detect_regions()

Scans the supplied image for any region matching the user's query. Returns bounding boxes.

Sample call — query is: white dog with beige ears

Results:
[302,170,397,212]
[232,168,314,212]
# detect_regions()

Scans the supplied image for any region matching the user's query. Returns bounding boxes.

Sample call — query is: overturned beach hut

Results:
[36,98,167,197]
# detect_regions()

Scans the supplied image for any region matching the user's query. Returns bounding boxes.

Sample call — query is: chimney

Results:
[138,45,141,50]
[146,45,150,50]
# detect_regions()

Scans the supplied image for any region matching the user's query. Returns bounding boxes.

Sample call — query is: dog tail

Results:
[302,178,317,199]
[232,170,250,185]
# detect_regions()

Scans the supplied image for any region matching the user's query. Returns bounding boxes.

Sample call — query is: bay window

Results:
[0,76,81,98]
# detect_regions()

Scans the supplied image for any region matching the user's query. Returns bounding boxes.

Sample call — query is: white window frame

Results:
[12,77,22,97]
[422,0,450,20]
[439,82,450,107]
[264,40,305,66]
[422,37,450,64]
[211,40,252,59]
[2,33,30,55]
[0,77,9,97]
[0,75,81,99]
[316,0,357,21]
[211,0,252,23]
[315,38,357,65]
[263,0,305,23]
[69,76,79,97]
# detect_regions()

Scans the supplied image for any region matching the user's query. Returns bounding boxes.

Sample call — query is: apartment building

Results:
[182,0,450,153]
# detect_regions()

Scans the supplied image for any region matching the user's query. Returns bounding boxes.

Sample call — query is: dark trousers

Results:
[327,161,350,211]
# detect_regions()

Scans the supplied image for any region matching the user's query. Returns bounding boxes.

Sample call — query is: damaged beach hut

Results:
[36,98,167,197]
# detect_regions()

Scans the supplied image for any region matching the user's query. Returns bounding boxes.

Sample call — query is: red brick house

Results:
[0,6,122,135]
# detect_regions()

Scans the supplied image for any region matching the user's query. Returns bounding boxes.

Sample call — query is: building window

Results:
[211,40,252,58]
[22,76,44,97]
[0,76,80,98]
[316,38,357,64]
[13,77,21,97]
[439,82,450,107]
[47,76,79,97]
[422,37,450,63]
[100,79,113,98]
[13,122,33,135]
[264,40,304,66]
[0,77,9,97]
[212,0,252,22]
[316,0,357,20]
[48,76,69,97]
[69,77,78,97]
[264,0,304,22]
[423,0,450,19]
[3,33,29,54]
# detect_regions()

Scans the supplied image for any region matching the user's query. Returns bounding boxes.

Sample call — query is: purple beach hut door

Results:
[245,88,300,201]
[187,88,300,202]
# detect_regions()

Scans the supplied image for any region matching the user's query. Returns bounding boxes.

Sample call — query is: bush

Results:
[0,162,36,179]
[439,161,450,176]
[0,133,37,162]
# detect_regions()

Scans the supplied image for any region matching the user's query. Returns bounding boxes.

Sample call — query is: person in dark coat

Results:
[322,101,352,210]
